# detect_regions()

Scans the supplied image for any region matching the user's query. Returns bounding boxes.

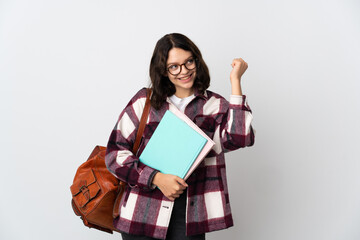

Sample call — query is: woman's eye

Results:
[187,59,194,64]
[169,65,179,70]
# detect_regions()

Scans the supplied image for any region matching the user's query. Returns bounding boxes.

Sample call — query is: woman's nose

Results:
[180,65,189,75]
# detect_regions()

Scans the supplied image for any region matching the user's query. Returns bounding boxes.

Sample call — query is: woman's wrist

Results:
[152,172,163,187]
[231,78,242,95]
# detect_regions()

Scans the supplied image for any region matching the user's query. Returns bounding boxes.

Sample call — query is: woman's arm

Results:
[220,58,255,151]
[105,88,158,190]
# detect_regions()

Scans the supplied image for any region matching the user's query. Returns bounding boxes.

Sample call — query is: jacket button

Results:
[190,201,194,206]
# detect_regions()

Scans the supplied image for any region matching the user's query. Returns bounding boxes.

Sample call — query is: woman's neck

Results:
[174,88,194,99]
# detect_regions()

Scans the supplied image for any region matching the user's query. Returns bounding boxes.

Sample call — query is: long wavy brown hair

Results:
[149,33,210,110]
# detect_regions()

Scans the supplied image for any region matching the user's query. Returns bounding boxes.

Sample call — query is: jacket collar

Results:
[165,89,208,102]
[194,89,208,100]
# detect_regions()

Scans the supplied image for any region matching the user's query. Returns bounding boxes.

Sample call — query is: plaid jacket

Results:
[105,88,255,239]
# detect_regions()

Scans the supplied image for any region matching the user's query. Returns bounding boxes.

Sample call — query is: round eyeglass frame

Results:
[167,58,197,76]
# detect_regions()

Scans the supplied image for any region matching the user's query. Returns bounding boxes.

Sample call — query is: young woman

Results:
[105,33,255,240]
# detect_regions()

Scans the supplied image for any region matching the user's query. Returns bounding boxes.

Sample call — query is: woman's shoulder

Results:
[132,87,148,99]
[205,89,227,102]
[127,87,148,103]
[199,90,229,117]
[122,87,149,110]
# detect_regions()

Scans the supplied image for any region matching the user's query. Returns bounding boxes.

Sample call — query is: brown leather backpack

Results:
[70,89,152,234]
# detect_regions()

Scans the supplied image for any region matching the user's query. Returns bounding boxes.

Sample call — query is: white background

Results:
[1,0,360,239]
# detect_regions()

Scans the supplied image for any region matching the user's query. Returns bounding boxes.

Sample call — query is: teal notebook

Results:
[139,110,207,179]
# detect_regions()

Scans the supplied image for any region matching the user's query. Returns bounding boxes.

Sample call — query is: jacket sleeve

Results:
[219,95,255,152]
[105,88,158,190]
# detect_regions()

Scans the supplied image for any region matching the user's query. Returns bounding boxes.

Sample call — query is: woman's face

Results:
[166,48,197,98]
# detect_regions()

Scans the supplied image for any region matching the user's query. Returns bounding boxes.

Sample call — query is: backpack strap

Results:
[113,88,152,219]
[132,88,152,155]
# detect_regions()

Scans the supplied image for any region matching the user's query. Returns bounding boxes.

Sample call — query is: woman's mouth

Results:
[177,73,193,82]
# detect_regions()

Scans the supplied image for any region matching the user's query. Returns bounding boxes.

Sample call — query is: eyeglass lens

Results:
[168,59,196,75]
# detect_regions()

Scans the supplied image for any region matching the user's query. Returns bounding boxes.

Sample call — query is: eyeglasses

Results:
[167,58,197,76]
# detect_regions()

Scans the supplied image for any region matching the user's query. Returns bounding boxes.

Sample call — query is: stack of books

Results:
[139,107,215,180]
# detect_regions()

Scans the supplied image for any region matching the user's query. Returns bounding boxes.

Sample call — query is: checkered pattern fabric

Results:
[105,88,255,239]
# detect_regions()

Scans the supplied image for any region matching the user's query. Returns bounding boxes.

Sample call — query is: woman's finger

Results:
[175,176,188,188]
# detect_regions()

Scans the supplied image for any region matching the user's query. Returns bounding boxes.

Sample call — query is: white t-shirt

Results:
[169,94,195,113]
